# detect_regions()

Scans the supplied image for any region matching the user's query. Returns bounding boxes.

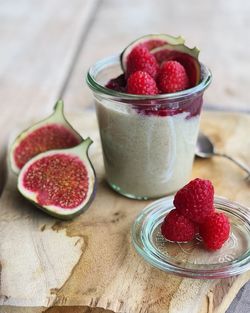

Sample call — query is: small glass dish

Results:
[132,196,250,279]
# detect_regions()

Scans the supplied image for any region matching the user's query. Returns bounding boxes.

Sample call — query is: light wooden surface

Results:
[0,0,250,312]
[0,111,250,313]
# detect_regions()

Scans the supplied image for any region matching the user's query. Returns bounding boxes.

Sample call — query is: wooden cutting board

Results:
[0,110,249,313]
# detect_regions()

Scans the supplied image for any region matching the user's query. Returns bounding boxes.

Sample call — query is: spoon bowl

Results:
[196,132,250,177]
[196,133,215,158]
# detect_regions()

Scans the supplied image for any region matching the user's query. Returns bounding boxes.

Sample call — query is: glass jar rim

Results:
[86,54,212,101]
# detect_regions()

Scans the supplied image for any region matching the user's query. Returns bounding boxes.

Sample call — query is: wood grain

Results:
[0,111,249,313]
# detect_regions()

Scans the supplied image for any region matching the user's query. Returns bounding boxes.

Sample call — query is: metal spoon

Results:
[196,132,250,177]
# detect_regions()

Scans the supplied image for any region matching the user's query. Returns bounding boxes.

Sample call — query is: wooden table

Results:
[0,1,250,312]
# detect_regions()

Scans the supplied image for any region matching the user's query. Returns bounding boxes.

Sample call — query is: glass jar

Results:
[87,55,211,199]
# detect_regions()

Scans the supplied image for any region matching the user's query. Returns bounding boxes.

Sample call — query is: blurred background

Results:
[1,0,250,120]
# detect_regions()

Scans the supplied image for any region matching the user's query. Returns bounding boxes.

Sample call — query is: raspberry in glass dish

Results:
[161,209,197,242]
[199,212,231,251]
[173,178,215,224]
[161,178,231,251]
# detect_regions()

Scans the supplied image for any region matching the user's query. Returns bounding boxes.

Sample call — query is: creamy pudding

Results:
[96,99,201,198]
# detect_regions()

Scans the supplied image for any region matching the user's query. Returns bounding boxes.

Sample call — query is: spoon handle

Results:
[214,152,250,176]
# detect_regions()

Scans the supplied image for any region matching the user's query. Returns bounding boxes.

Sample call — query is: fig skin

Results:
[120,35,201,90]
[121,34,185,72]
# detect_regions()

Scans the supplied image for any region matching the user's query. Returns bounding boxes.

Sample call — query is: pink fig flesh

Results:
[14,124,80,170]
[22,154,89,209]
[141,39,167,51]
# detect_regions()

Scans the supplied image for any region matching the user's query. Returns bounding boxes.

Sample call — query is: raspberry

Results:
[161,209,197,242]
[127,71,158,95]
[126,45,159,78]
[157,60,189,93]
[199,212,230,250]
[174,178,215,224]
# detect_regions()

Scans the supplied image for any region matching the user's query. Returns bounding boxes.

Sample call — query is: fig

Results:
[151,43,201,87]
[18,138,96,220]
[121,34,185,72]
[9,100,81,174]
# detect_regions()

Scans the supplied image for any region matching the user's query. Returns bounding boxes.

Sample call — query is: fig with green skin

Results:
[120,34,185,72]
[151,44,201,87]
[18,138,96,220]
[9,100,81,174]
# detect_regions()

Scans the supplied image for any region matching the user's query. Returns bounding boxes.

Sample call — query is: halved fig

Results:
[151,44,201,87]
[18,138,96,220]
[9,100,81,174]
[121,34,185,72]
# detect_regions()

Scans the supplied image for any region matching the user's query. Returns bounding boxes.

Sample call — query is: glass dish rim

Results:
[86,54,212,102]
[131,195,250,279]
